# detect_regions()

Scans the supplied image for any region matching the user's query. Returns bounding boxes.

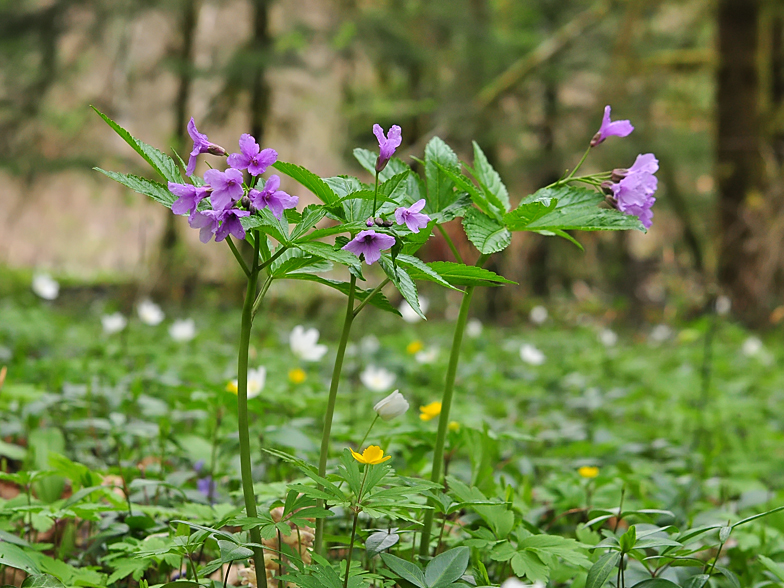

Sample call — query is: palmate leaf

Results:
[284,274,400,315]
[94,169,175,208]
[378,257,425,320]
[243,208,290,244]
[433,162,499,221]
[395,254,460,291]
[462,208,512,254]
[504,185,645,233]
[471,141,510,212]
[93,106,183,184]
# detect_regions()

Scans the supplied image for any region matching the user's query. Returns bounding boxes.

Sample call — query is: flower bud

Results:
[375,156,389,173]
[241,196,251,209]
[366,218,374,227]
[373,390,409,421]
[600,180,615,196]
[611,168,629,183]
[207,144,228,157]
[590,132,604,148]
[374,217,393,227]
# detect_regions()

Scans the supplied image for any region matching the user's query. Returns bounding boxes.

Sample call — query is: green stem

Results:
[252,276,273,320]
[437,225,463,264]
[564,147,592,182]
[419,255,488,557]
[226,236,251,277]
[258,246,288,273]
[353,278,390,318]
[315,274,358,555]
[358,415,379,449]
[344,466,369,588]
[237,235,268,588]
[372,171,380,217]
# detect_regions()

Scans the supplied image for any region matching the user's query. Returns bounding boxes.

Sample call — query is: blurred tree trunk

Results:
[155,0,200,299]
[716,0,763,320]
[249,0,271,142]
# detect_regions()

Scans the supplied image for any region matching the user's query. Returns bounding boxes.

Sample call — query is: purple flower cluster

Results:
[606,153,658,229]
[168,121,298,243]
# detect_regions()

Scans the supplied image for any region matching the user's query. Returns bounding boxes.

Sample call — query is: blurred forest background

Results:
[1,0,781,325]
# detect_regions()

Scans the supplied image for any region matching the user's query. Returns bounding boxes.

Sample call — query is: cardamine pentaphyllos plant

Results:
[94,102,654,587]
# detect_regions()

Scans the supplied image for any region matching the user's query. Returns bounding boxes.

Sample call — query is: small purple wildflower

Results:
[189,210,221,243]
[169,182,210,215]
[204,168,244,211]
[197,476,216,502]
[591,105,634,147]
[373,124,402,172]
[394,199,431,233]
[248,175,299,219]
[186,118,227,177]
[214,208,251,242]
[608,153,658,229]
[343,229,396,265]
[227,134,278,176]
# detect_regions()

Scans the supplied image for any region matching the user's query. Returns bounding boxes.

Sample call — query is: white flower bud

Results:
[373,390,409,421]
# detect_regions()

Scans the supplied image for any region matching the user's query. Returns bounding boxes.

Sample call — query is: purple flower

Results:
[227,134,278,176]
[248,175,299,219]
[197,476,216,501]
[373,124,402,172]
[394,199,431,233]
[204,168,244,211]
[189,210,221,243]
[342,229,396,265]
[169,182,210,215]
[591,105,634,147]
[186,118,227,177]
[214,208,251,242]
[609,153,658,229]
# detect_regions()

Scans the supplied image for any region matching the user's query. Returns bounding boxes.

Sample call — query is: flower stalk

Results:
[419,254,488,556]
[315,274,357,555]
[237,231,268,588]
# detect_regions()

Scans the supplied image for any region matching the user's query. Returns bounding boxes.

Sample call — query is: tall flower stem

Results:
[237,233,268,588]
[344,466,370,588]
[419,254,488,557]
[315,274,357,555]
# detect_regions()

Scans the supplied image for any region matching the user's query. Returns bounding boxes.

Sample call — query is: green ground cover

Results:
[1,289,783,587]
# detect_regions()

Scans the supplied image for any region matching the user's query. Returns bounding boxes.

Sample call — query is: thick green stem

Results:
[315,274,357,555]
[237,236,268,588]
[419,254,488,557]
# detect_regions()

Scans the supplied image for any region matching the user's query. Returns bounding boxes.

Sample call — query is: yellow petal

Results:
[362,445,386,464]
[578,466,599,479]
[419,401,442,421]
[226,381,238,394]
[448,421,460,432]
[406,340,424,354]
[350,448,368,464]
[288,368,307,384]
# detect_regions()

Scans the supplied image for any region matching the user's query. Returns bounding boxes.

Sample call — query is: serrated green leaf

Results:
[353,148,410,181]
[378,258,425,319]
[95,169,175,208]
[93,107,182,183]
[407,261,515,287]
[273,161,339,205]
[462,208,511,254]
[218,540,254,563]
[424,137,461,215]
[242,208,290,244]
[472,141,510,212]
[289,205,327,242]
[505,185,645,233]
[433,162,497,220]
[395,255,459,291]
[284,274,399,315]
[296,241,360,268]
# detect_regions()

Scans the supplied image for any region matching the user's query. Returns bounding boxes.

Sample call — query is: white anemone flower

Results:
[138,299,165,326]
[229,366,266,399]
[399,297,429,323]
[169,319,196,342]
[373,390,409,421]
[598,328,618,347]
[415,348,439,364]
[529,305,548,325]
[520,343,546,366]
[715,295,731,316]
[32,273,59,300]
[466,318,483,338]
[289,325,328,361]
[742,336,763,357]
[360,365,396,392]
[101,312,127,335]
[649,324,672,343]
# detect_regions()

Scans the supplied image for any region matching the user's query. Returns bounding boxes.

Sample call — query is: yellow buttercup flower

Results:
[578,466,599,479]
[226,381,238,394]
[448,421,460,432]
[289,368,307,384]
[350,445,391,465]
[407,340,424,354]
[420,401,442,421]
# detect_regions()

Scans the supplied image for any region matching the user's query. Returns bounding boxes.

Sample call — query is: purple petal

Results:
[238,134,260,157]
[247,148,278,176]
[186,153,198,177]
[263,174,281,193]
[394,208,407,226]
[408,199,426,213]
[373,124,386,147]
[629,153,659,175]
[227,152,250,170]
[187,118,208,145]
